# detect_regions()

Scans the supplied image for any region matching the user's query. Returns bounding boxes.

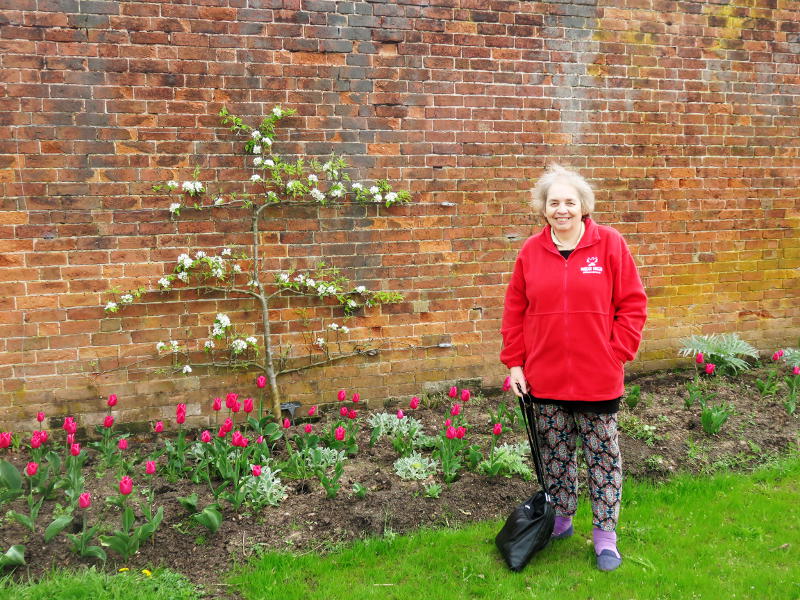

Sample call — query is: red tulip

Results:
[256,435,264,443]
[409,396,420,409]
[0,432,11,448]
[103,415,114,428]
[201,430,212,443]
[446,426,456,440]
[212,397,222,411]
[217,426,227,438]
[252,464,262,477]
[63,416,77,435]
[334,426,345,441]
[26,462,38,476]
[493,423,502,436]
[772,351,781,362]
[117,438,128,450]
[396,409,405,419]
[455,426,466,439]
[222,417,233,433]
[695,352,704,364]
[448,386,458,398]
[145,460,156,475]
[78,492,91,509]
[119,476,133,495]
[304,424,312,434]
[70,443,81,456]
[66,433,75,445]
[154,421,164,433]
[282,418,291,429]
[450,403,461,416]
[705,363,716,375]
[36,411,45,423]
[39,430,48,444]
[337,389,346,402]
[243,398,254,413]
[793,366,800,376]
[340,406,348,417]
[502,376,511,392]
[226,393,238,408]
[445,418,452,427]
[30,432,43,449]
[461,389,471,402]
[176,403,187,424]
[256,375,267,389]
[232,431,244,447]
[351,392,360,403]
[308,405,317,417]
[231,400,241,414]
[347,409,357,420]
[107,394,118,407]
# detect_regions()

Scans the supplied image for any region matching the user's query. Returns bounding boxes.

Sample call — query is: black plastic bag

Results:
[495,389,555,571]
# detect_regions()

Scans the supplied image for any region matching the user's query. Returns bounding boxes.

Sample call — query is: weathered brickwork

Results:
[1,0,798,428]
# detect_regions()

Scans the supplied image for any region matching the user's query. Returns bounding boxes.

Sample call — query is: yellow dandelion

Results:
[118,567,129,572]
[141,569,152,577]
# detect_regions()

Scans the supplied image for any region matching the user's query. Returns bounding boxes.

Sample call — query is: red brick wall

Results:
[2,0,799,429]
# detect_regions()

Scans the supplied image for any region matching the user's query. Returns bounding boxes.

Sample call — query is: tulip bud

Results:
[793,366,800,376]
[409,396,420,410]
[493,423,502,436]
[445,418,452,427]
[252,464,262,477]
[256,375,267,389]
[304,424,312,434]
[212,397,222,411]
[26,462,39,476]
[78,492,91,509]
[334,426,346,441]
[396,409,405,420]
[154,421,164,433]
[119,476,133,495]
[243,398,254,413]
[70,443,81,456]
[103,415,114,428]
[351,392,360,403]
[201,430,212,443]
[502,376,511,392]
[308,405,317,417]
[461,389,471,402]
[448,386,458,398]
[66,433,75,446]
[695,352,704,364]
[117,438,128,450]
[107,394,118,407]
[145,460,156,475]
[337,389,346,402]
[282,418,291,429]
[36,411,45,423]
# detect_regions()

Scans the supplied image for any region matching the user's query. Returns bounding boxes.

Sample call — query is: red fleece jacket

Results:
[500,218,647,401]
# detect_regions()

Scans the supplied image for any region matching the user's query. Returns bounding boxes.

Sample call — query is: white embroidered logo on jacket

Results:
[580,257,603,274]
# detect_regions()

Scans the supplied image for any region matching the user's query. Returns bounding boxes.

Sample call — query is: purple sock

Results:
[593,528,620,557]
[553,515,573,536]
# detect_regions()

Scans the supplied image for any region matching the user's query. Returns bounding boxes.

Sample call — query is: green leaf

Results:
[192,504,223,534]
[81,546,107,561]
[122,506,135,532]
[177,492,199,514]
[44,514,73,542]
[8,511,34,532]
[0,460,22,491]
[0,545,25,568]
[100,532,137,560]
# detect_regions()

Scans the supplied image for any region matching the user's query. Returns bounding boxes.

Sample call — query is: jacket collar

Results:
[538,217,599,254]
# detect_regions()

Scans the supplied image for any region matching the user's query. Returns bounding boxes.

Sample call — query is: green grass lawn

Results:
[230,456,800,600]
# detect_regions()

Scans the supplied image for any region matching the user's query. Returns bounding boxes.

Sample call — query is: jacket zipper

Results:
[563,252,572,397]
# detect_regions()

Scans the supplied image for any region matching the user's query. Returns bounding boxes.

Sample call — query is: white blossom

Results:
[170,340,179,352]
[373,194,383,203]
[182,365,192,374]
[330,185,344,198]
[294,274,306,282]
[278,272,290,282]
[120,294,133,304]
[204,340,215,349]
[246,336,258,345]
[231,339,247,353]
[251,130,261,139]
[233,264,242,273]
[250,174,261,182]
[314,337,325,348]
[310,188,325,202]
[166,180,179,190]
[369,186,380,195]
[386,192,398,202]
[221,248,232,256]
[340,326,350,333]
[347,299,357,308]
[105,301,117,311]
[272,106,283,117]
[308,174,318,183]
[253,157,263,166]
[252,145,262,154]
[214,196,224,206]
[305,278,316,287]
[355,285,366,294]
[286,180,300,190]
[212,268,224,279]
[169,203,181,214]
[352,183,363,190]
[177,253,193,269]
[182,180,203,194]
[263,137,272,147]
[328,323,339,330]
[216,313,231,328]
[248,279,258,287]
[158,277,171,289]
[195,250,206,259]
[323,161,332,172]
[177,271,189,282]
[156,342,167,352]
[265,159,275,167]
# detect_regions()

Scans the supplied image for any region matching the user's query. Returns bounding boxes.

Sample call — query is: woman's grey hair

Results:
[530,164,595,218]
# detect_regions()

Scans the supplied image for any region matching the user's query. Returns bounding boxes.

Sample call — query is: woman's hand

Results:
[508,366,528,397]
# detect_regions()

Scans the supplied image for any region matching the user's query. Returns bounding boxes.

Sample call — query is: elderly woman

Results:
[500,164,647,571]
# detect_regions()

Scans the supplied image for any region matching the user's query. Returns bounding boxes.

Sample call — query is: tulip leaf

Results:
[122,506,135,532]
[0,545,25,568]
[177,492,199,514]
[44,514,74,542]
[138,506,164,544]
[8,511,34,532]
[192,504,222,534]
[81,546,107,561]
[0,460,22,491]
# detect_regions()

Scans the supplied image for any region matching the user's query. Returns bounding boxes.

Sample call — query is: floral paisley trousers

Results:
[534,403,622,531]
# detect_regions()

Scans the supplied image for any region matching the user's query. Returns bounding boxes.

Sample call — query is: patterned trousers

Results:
[534,403,622,532]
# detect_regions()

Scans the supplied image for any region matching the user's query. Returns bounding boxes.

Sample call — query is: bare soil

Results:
[1,366,798,598]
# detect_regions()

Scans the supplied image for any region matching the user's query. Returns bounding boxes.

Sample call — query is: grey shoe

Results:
[551,524,573,540]
[596,549,622,571]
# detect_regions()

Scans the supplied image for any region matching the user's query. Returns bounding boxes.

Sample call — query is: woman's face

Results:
[544,180,583,237]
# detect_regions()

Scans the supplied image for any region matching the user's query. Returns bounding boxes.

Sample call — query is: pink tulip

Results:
[212,397,222,411]
[78,492,91,509]
[461,389,471,402]
[26,462,38,476]
[243,398,254,413]
[793,366,800,376]
[352,392,360,403]
[107,394,118,407]
[308,406,317,417]
[455,426,466,439]
[450,403,461,416]
[396,409,405,420]
[0,432,11,448]
[226,393,238,408]
[119,476,133,495]
[217,426,227,438]
[66,433,75,445]
[502,376,511,392]
[339,406,348,417]
[232,431,244,447]
[256,375,267,389]
[36,411,45,423]
[241,437,249,447]
[30,432,43,449]
[334,426,345,441]
[705,363,716,375]
[493,423,502,436]
[117,438,128,450]
[337,389,347,402]
[231,400,241,414]
[145,460,156,475]
[448,386,458,398]
[446,426,456,440]
[252,464,262,477]
[283,418,291,429]
[347,409,357,420]
[222,418,233,433]
[103,415,114,428]
[445,418,452,427]
[304,424,312,434]
[409,396,420,409]
[63,416,77,435]
[154,421,164,433]
[772,352,781,362]
[201,430,212,443]
[70,443,81,456]
[39,430,48,444]
[695,352,704,364]
[176,403,187,424]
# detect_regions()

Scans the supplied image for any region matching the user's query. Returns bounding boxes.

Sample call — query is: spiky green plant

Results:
[678,333,758,375]
[780,347,800,368]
